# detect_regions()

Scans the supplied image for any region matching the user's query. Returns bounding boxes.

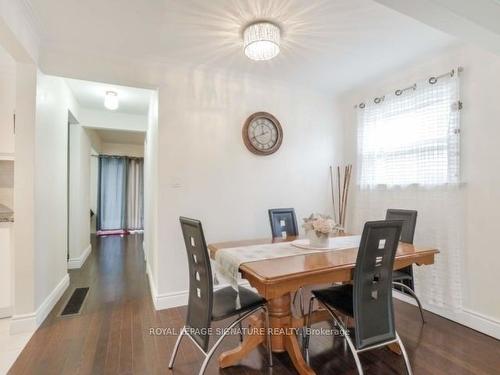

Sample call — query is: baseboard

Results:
[393,290,418,306]
[67,244,91,269]
[461,308,500,340]
[0,305,12,318]
[10,273,70,334]
[152,280,252,311]
[146,261,160,310]
[394,290,500,340]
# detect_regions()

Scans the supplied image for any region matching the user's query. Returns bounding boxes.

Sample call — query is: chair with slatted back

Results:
[304,220,413,375]
[268,208,305,315]
[386,209,425,323]
[169,217,273,375]
[268,208,299,239]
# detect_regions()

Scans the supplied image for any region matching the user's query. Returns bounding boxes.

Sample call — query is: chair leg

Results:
[396,332,413,375]
[263,306,274,367]
[198,307,267,375]
[292,288,305,317]
[238,316,244,342]
[168,326,186,369]
[298,288,305,316]
[303,296,316,364]
[321,303,364,374]
[393,282,425,323]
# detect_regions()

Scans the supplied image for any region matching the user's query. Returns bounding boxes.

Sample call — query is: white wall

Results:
[144,91,159,299]
[149,69,342,307]
[0,0,39,63]
[12,62,37,320]
[68,123,92,266]
[100,142,144,157]
[34,73,80,307]
[339,44,500,336]
[0,44,15,156]
[89,146,99,233]
[79,108,147,132]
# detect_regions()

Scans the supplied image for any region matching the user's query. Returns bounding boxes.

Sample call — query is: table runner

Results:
[214,235,361,307]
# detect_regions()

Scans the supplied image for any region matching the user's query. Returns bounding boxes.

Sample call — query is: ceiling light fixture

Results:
[243,21,280,61]
[104,91,119,110]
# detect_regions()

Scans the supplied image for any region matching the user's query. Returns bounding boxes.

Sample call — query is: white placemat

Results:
[291,235,362,250]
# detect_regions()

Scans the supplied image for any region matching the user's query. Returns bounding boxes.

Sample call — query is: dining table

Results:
[208,234,439,375]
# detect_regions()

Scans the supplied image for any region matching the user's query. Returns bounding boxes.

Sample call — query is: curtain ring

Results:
[429,77,437,84]
[374,97,381,104]
[395,89,403,96]
[359,102,365,109]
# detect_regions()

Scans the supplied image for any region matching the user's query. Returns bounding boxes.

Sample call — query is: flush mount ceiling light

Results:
[243,21,280,61]
[104,91,119,110]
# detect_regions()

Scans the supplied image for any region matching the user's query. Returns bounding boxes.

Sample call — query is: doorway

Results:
[96,154,144,236]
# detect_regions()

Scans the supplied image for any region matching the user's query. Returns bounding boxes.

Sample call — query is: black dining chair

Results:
[386,209,425,323]
[268,208,299,239]
[268,208,305,314]
[169,217,273,375]
[304,220,413,375]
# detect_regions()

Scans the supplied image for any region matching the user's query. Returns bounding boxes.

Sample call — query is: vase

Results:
[307,230,329,248]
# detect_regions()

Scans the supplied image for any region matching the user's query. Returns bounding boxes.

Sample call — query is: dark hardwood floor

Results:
[9,234,500,375]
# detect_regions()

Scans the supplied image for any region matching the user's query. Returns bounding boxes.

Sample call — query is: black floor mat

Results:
[60,287,89,316]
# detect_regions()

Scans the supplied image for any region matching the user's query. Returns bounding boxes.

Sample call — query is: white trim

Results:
[10,273,70,334]
[393,290,418,306]
[151,280,253,311]
[0,153,15,161]
[146,261,159,310]
[154,290,188,310]
[0,306,13,318]
[461,308,500,340]
[394,291,500,339]
[67,244,91,269]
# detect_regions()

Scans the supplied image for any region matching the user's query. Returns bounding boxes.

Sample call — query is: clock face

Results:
[242,112,283,155]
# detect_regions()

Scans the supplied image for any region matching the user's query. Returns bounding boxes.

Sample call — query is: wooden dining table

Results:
[208,235,439,375]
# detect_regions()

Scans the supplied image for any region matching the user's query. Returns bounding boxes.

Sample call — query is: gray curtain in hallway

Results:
[97,156,144,231]
[126,158,144,230]
[97,156,127,231]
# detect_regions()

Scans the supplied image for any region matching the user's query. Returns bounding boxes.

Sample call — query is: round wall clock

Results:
[242,112,283,155]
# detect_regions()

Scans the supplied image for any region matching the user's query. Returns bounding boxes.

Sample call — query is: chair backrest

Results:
[268,208,298,238]
[385,209,417,244]
[179,217,213,352]
[353,220,403,350]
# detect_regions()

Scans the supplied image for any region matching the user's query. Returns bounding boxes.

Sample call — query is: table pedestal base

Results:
[217,292,401,374]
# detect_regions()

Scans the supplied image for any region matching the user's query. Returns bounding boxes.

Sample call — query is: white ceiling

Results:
[375,0,500,55]
[92,128,145,145]
[65,78,151,115]
[28,0,458,93]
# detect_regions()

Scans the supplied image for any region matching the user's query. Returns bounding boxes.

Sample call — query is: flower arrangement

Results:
[303,214,342,247]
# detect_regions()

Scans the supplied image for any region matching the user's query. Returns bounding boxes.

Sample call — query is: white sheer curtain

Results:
[358,73,460,187]
[353,70,464,313]
[126,158,144,230]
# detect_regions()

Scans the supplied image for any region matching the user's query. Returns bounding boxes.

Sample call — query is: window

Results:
[357,71,460,187]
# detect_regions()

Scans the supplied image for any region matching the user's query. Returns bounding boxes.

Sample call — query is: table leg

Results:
[218,314,265,368]
[218,293,316,375]
[268,293,315,375]
[388,342,402,355]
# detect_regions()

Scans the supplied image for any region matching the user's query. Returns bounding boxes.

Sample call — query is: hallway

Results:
[8,235,500,375]
[8,235,257,374]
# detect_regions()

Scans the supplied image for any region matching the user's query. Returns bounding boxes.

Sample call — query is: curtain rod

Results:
[91,154,144,160]
[354,67,463,109]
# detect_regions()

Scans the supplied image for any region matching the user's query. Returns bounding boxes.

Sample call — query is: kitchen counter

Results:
[0,203,13,222]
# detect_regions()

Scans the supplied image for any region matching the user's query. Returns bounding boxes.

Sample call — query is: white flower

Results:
[303,214,338,236]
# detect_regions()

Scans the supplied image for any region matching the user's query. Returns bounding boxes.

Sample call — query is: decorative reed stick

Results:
[329,166,337,224]
[330,164,352,230]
